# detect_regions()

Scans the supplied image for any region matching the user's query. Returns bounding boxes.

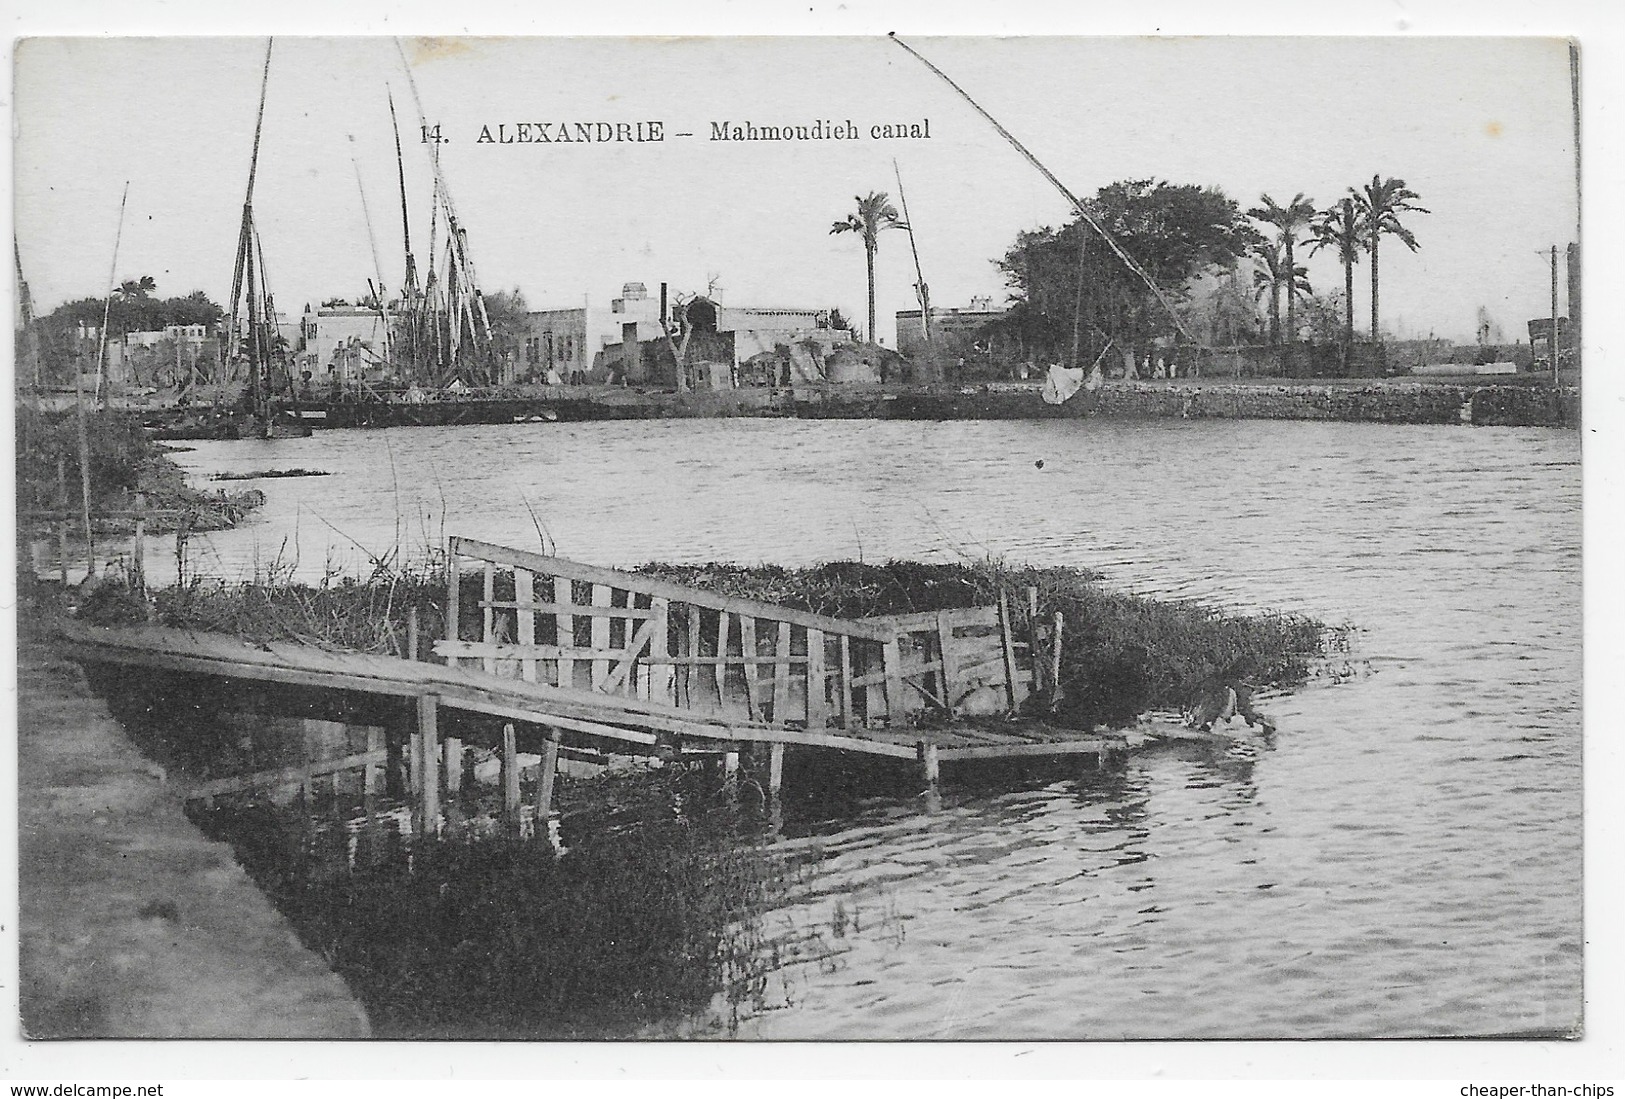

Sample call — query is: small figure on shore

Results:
[1183,661,1277,734]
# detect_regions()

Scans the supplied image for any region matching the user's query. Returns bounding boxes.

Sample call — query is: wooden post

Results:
[363,725,385,803]
[1050,610,1064,697]
[1026,586,1044,695]
[739,616,760,721]
[591,584,613,691]
[554,575,576,689]
[131,492,146,594]
[839,633,856,729]
[883,638,907,726]
[57,522,68,585]
[648,597,671,704]
[535,727,561,820]
[443,735,463,797]
[515,567,536,681]
[772,622,793,724]
[481,562,497,673]
[768,742,785,797]
[406,605,420,661]
[918,740,939,785]
[935,610,957,708]
[501,722,520,828]
[444,550,460,668]
[997,590,1020,712]
[415,694,441,836]
[805,628,826,729]
[714,610,731,708]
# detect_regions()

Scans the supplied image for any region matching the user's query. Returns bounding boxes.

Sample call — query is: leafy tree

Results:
[995,180,1260,366]
[825,307,860,341]
[482,287,531,379]
[1306,197,1367,368]
[830,192,906,346]
[1351,175,1428,344]
[1298,290,1347,345]
[1248,194,1316,344]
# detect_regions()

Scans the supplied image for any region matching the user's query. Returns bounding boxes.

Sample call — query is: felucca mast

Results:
[892,158,931,346]
[225,38,276,425]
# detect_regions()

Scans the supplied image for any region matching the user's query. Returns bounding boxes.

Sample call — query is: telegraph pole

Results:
[1550,244,1560,388]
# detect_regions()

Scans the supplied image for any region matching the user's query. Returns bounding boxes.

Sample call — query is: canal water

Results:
[157,418,1581,1038]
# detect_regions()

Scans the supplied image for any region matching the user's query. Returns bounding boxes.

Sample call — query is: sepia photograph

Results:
[11,29,1588,1053]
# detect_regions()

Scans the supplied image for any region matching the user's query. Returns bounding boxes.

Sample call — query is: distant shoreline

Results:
[62,376,1581,435]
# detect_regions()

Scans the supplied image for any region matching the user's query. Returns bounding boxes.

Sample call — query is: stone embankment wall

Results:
[886,383,1579,428]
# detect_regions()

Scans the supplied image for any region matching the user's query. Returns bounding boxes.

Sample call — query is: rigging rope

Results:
[888,34,1202,348]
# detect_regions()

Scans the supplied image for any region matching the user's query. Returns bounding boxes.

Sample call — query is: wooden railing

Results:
[435,537,1055,731]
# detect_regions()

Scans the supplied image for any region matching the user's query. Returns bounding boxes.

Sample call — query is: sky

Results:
[13,35,1579,347]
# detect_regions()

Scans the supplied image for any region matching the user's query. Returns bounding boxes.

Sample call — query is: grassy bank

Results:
[131,554,1339,730]
[15,404,263,534]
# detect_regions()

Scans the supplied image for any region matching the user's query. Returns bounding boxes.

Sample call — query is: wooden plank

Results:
[1026,586,1045,696]
[805,628,826,729]
[177,748,390,800]
[864,605,1000,633]
[714,609,730,708]
[433,640,634,663]
[936,610,958,707]
[589,585,612,689]
[554,575,575,690]
[882,639,907,726]
[444,551,460,668]
[514,568,536,682]
[482,562,496,673]
[839,634,856,729]
[450,537,893,641]
[772,621,792,724]
[602,615,659,695]
[935,739,1120,762]
[997,591,1020,711]
[681,603,701,709]
[739,616,761,722]
[1050,610,1065,697]
[477,599,658,619]
[644,654,811,666]
[648,597,671,705]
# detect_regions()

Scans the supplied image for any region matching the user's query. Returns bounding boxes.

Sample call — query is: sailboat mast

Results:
[93,181,131,407]
[892,159,931,346]
[388,89,416,294]
[226,38,275,382]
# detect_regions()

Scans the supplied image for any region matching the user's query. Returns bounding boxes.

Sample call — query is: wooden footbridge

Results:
[53,536,1166,832]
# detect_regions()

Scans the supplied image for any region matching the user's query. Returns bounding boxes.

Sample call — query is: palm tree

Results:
[1306,198,1367,371]
[1248,194,1316,344]
[1350,175,1428,346]
[1250,242,1311,346]
[830,192,906,346]
[116,275,157,300]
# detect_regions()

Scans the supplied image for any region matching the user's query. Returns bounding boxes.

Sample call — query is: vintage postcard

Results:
[12,32,1586,1056]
